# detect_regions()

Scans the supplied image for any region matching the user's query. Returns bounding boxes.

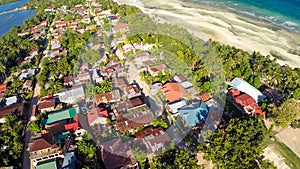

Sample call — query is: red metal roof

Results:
[160,82,187,102]
[0,83,6,93]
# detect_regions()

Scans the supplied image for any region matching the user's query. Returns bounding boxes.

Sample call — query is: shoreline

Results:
[117,0,300,68]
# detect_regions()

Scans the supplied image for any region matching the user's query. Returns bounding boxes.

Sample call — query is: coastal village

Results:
[0,0,300,169]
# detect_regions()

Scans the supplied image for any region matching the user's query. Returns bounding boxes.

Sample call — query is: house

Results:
[134,127,171,155]
[19,69,36,79]
[229,78,266,103]
[94,89,121,105]
[87,107,109,126]
[50,48,67,58]
[4,96,18,106]
[125,84,142,99]
[148,64,167,77]
[74,71,91,85]
[81,15,91,24]
[227,89,265,118]
[61,152,76,169]
[68,22,78,30]
[113,97,143,115]
[58,85,85,104]
[0,83,6,93]
[63,75,73,87]
[122,44,134,53]
[22,80,33,90]
[133,43,156,51]
[86,25,96,31]
[44,6,54,12]
[56,21,69,28]
[36,158,59,169]
[100,138,137,169]
[160,82,187,103]
[261,88,283,104]
[150,82,162,94]
[18,31,30,37]
[112,23,129,33]
[42,107,79,134]
[112,104,154,133]
[91,69,103,84]
[28,138,61,165]
[76,26,85,34]
[177,101,209,127]
[167,100,187,114]
[114,78,128,89]
[173,75,187,83]
[199,92,212,102]
[0,103,26,123]
[29,47,39,57]
[38,99,56,112]
[51,38,61,50]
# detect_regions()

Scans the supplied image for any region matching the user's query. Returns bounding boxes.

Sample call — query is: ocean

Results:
[0,0,36,37]
[185,0,300,33]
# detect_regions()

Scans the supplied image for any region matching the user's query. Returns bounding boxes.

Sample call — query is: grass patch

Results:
[264,138,300,169]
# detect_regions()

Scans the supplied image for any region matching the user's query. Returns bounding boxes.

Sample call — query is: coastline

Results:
[117,0,300,68]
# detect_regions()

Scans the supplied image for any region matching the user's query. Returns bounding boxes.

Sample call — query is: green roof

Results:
[46,107,77,124]
[36,159,57,169]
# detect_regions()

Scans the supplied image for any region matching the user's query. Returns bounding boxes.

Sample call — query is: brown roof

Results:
[100,138,136,169]
[114,98,143,114]
[160,82,187,102]
[0,103,25,119]
[114,78,128,88]
[63,75,73,83]
[149,64,166,73]
[38,99,56,110]
[134,127,171,154]
[29,138,52,152]
[94,90,121,105]
[112,104,154,133]
[199,92,212,102]
[113,23,130,31]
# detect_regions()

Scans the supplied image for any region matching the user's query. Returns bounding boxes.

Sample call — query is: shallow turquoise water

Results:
[186,0,300,33]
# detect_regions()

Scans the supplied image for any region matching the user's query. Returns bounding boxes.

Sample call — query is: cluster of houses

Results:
[1,0,284,168]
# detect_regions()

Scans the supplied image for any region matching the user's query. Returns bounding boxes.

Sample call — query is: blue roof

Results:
[178,102,209,127]
[62,152,76,169]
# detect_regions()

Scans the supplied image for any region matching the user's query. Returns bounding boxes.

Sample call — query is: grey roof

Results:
[59,85,85,103]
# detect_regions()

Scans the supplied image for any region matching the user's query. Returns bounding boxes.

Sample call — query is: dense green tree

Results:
[198,116,271,169]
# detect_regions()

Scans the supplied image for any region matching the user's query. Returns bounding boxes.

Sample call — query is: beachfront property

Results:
[227,78,266,118]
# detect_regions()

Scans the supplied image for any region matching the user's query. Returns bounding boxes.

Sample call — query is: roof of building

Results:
[178,102,209,127]
[235,93,256,107]
[112,104,154,132]
[160,82,187,102]
[0,103,25,119]
[230,78,266,102]
[23,80,33,88]
[173,75,187,83]
[62,152,75,169]
[36,158,57,169]
[5,96,18,106]
[95,89,121,105]
[0,83,7,93]
[199,92,212,102]
[134,127,171,154]
[113,23,130,31]
[59,85,85,103]
[29,138,53,152]
[149,64,166,74]
[87,108,109,126]
[100,138,136,169]
[63,75,73,84]
[38,99,56,110]
[167,100,187,113]
[114,97,143,114]
[126,84,142,98]
[45,107,77,124]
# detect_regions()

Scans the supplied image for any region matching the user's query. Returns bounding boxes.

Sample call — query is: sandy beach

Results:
[117,0,300,68]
